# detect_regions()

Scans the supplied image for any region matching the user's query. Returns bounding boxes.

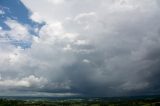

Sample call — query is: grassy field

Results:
[0,96,160,106]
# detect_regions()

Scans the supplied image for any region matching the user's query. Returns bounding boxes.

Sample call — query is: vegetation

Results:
[0,97,160,106]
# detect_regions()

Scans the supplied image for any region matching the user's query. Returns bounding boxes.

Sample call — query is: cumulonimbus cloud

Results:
[0,0,160,96]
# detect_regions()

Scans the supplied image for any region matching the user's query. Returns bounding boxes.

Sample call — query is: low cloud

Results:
[0,75,47,89]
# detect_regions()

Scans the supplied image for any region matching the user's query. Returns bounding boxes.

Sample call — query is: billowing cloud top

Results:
[0,0,160,97]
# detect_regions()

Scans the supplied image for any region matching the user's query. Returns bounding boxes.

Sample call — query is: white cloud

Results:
[75,40,88,45]
[74,12,96,22]
[0,10,5,15]
[82,59,90,63]
[47,0,64,4]
[5,19,31,40]
[63,44,72,51]
[0,75,47,89]
[30,12,44,23]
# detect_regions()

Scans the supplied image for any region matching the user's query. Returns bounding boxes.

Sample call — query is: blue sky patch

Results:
[0,0,43,48]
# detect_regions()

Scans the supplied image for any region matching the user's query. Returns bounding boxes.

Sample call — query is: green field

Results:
[0,96,160,106]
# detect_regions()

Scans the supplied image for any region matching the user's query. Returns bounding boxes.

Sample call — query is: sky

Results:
[0,0,160,97]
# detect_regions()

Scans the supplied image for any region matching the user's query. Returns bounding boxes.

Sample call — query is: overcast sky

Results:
[0,0,160,97]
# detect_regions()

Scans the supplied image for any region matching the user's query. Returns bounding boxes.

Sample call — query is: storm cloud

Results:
[0,0,160,96]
